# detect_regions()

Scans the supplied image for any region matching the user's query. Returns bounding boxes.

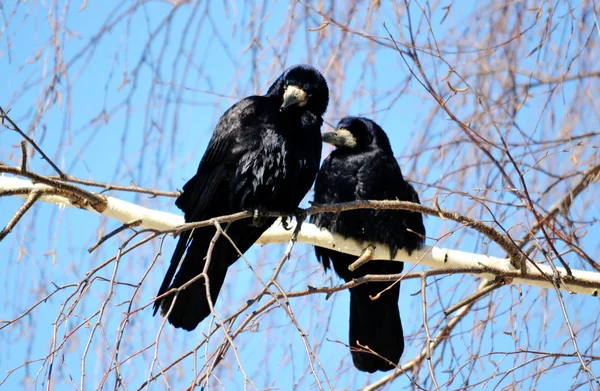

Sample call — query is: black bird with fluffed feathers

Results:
[154,65,329,331]
[310,116,425,373]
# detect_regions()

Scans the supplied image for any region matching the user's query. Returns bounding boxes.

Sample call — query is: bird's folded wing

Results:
[175,98,260,221]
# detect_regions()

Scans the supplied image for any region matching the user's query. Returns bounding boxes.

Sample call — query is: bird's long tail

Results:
[155,218,276,331]
[153,229,191,316]
[348,276,404,373]
[156,227,229,331]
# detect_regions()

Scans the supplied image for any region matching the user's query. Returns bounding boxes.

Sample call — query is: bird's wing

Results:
[174,137,231,219]
[355,153,398,200]
[355,153,425,254]
[154,98,260,316]
[312,156,338,204]
[175,98,259,221]
[311,155,347,226]
[311,155,359,270]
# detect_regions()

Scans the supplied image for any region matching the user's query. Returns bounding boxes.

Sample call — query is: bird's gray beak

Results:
[280,85,308,111]
[322,129,357,148]
[321,132,339,145]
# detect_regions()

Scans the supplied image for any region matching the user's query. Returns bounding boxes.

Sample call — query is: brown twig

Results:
[87,220,142,253]
[49,174,180,197]
[519,163,600,249]
[0,191,42,242]
[0,106,65,178]
[19,141,27,172]
[443,277,509,316]
[0,165,107,212]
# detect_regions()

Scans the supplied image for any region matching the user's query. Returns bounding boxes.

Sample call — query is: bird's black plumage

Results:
[154,65,329,331]
[310,116,425,373]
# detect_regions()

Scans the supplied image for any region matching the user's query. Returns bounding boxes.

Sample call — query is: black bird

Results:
[154,65,329,331]
[310,116,425,373]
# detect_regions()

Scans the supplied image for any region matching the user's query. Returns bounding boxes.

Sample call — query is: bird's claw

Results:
[281,208,305,231]
[281,216,292,231]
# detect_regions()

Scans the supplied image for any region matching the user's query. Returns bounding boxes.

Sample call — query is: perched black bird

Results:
[310,117,425,373]
[154,65,329,331]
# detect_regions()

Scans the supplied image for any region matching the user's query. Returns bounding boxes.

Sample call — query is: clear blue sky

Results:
[1,1,598,390]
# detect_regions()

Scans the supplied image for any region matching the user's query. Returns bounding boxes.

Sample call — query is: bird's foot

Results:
[251,207,268,227]
[293,207,306,218]
[281,216,293,231]
[281,208,306,231]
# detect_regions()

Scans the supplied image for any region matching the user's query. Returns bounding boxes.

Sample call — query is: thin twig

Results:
[88,220,142,253]
[0,106,65,178]
[20,141,27,172]
[443,277,509,316]
[0,190,42,242]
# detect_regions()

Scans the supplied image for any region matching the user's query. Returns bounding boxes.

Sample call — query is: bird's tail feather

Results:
[153,230,191,316]
[159,230,229,331]
[156,219,275,331]
[348,282,404,373]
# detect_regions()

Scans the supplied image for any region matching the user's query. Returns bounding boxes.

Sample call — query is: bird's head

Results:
[267,64,329,116]
[322,117,393,153]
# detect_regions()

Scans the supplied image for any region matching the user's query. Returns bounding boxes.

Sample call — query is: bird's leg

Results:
[251,206,268,227]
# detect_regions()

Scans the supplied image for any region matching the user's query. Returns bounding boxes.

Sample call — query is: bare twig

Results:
[0,190,42,242]
[0,106,65,178]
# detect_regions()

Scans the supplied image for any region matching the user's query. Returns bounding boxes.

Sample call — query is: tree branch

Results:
[2,175,599,296]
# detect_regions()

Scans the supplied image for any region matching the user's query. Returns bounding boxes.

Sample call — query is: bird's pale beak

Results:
[321,132,339,145]
[280,85,308,111]
[322,129,357,148]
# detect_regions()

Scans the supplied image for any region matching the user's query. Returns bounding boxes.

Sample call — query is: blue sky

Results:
[1,1,599,390]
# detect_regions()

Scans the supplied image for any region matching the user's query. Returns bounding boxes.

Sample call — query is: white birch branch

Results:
[2,175,599,296]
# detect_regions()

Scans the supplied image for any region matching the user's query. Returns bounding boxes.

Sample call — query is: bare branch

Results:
[2,175,599,296]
